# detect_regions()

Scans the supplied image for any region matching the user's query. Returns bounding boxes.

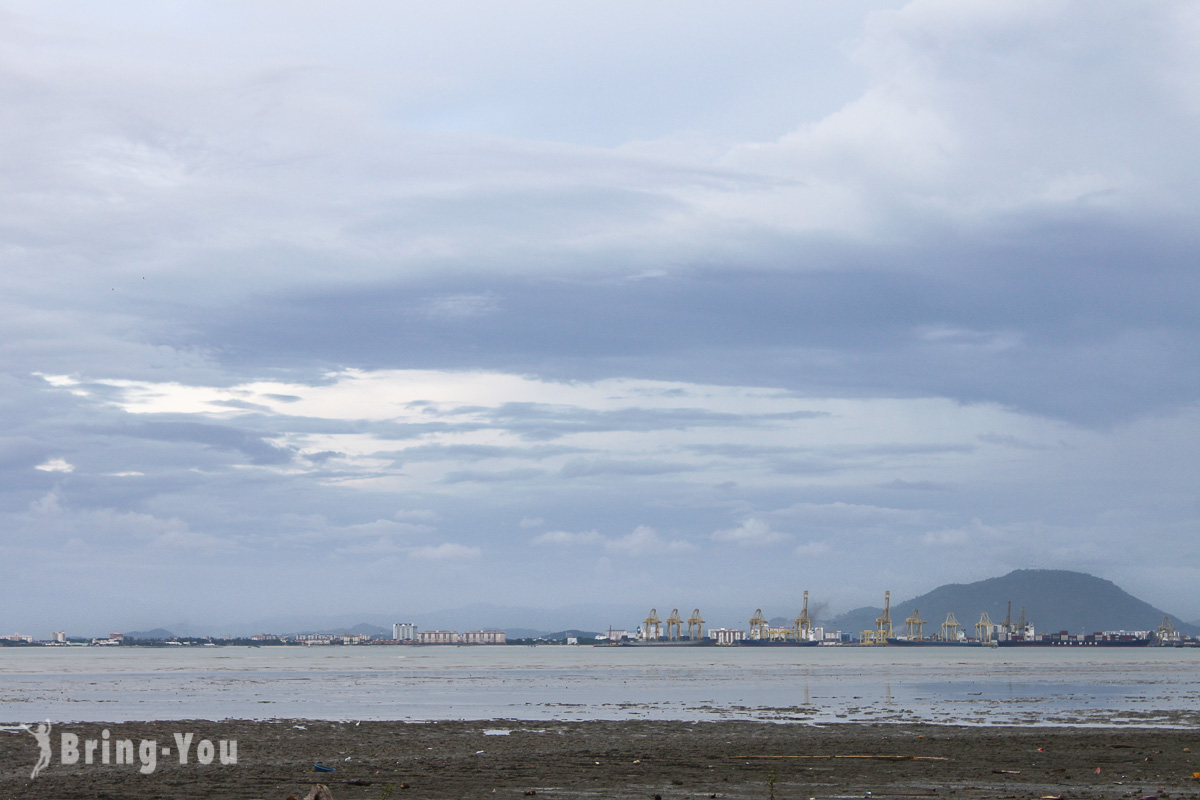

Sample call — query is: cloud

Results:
[409,542,482,561]
[604,526,694,556]
[110,420,296,466]
[441,467,545,484]
[793,541,832,558]
[559,458,695,479]
[532,529,604,546]
[2,2,1200,631]
[711,518,790,547]
[919,519,1006,549]
[395,509,440,522]
[532,526,693,557]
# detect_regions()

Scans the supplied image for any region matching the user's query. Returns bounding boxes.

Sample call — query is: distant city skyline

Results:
[3,2,1199,633]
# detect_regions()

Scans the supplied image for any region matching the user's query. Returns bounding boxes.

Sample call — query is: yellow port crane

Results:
[687,609,705,641]
[1158,616,1177,645]
[794,591,813,641]
[664,608,684,641]
[1017,606,1027,632]
[940,612,962,642]
[975,612,994,642]
[1001,601,1013,635]
[904,608,926,641]
[644,608,662,641]
[749,608,770,640]
[875,591,893,643]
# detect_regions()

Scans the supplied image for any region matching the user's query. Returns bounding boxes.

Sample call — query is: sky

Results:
[3,1,1200,636]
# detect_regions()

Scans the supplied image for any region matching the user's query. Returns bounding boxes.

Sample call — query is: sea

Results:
[2,646,1198,727]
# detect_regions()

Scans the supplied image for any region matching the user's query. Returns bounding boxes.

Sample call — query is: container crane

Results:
[664,609,684,641]
[749,609,770,640]
[687,609,705,640]
[1158,616,1177,645]
[904,608,926,641]
[794,591,813,641]
[940,612,962,642]
[975,612,994,642]
[643,608,662,641]
[875,591,893,643]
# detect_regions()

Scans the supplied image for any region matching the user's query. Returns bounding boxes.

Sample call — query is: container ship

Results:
[997,631,1153,647]
[885,638,984,647]
[619,637,714,647]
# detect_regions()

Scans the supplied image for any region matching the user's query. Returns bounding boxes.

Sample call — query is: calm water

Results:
[2,646,1199,727]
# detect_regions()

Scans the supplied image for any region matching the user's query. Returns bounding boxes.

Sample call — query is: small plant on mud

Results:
[379,782,395,799]
[766,767,778,800]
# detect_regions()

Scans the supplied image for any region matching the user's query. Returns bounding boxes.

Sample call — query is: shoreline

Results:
[3,719,1199,800]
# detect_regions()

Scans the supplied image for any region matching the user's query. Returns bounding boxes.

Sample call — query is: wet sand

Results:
[3,719,1200,800]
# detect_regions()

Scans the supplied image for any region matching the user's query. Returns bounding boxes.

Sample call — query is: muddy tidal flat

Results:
[4,719,1200,800]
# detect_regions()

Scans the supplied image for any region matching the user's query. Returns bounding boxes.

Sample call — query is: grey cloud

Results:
[3,2,1200,632]
[441,467,545,484]
[381,443,579,466]
[194,216,1200,428]
[304,450,343,465]
[878,480,952,492]
[449,402,747,441]
[108,420,296,466]
[559,458,696,479]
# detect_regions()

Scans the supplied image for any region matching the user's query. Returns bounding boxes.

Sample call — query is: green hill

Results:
[827,569,1193,638]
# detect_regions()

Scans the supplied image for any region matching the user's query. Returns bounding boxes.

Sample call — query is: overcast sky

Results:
[4,1,1199,636]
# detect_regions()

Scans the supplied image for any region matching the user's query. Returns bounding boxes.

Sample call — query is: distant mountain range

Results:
[825,569,1196,638]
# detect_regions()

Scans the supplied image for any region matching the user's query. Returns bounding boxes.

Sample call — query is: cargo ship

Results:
[738,638,819,647]
[997,631,1153,647]
[620,637,715,647]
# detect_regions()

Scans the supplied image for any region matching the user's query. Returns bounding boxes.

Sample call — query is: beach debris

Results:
[314,763,336,772]
[294,725,307,730]
[1193,772,1200,780]
[991,769,1021,774]
[1095,767,1102,774]
[524,790,537,796]
[302,785,334,800]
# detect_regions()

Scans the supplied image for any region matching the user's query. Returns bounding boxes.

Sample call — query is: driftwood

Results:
[303,785,334,800]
